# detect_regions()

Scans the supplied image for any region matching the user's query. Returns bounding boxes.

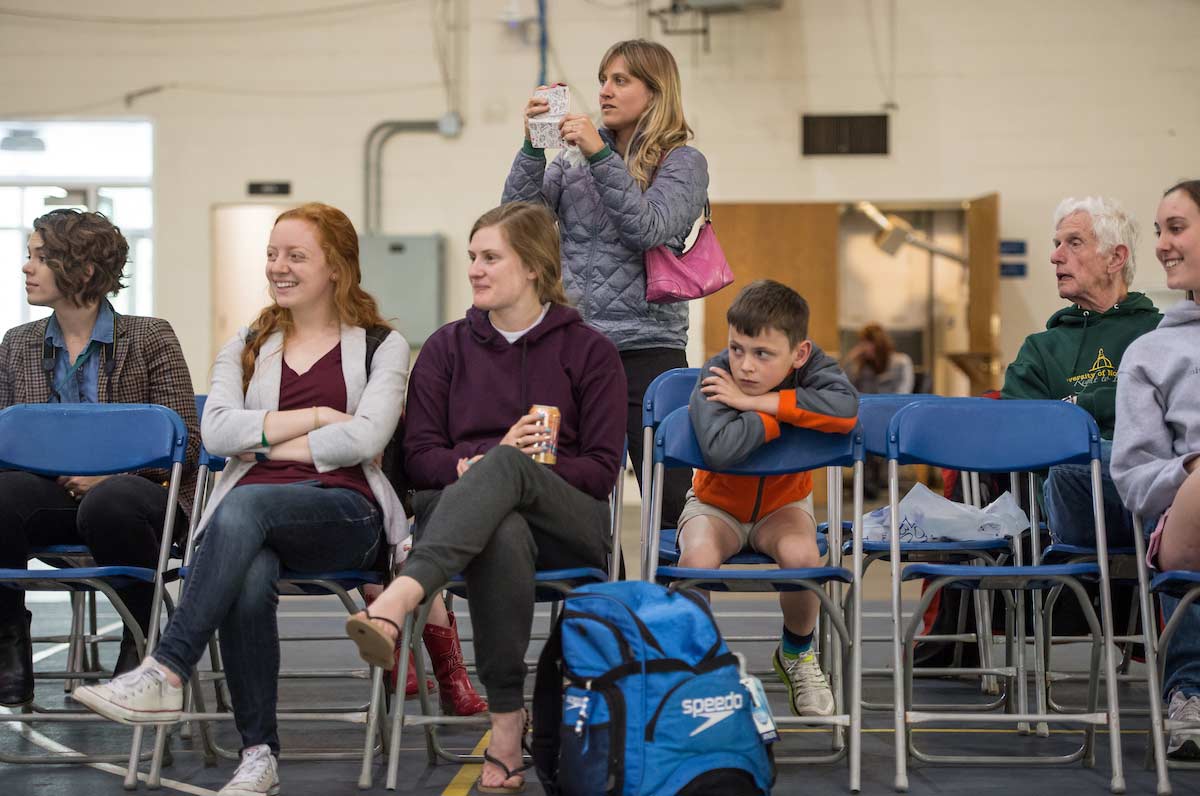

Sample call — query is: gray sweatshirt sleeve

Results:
[689,352,768,471]
[308,330,409,472]
[1111,354,1193,519]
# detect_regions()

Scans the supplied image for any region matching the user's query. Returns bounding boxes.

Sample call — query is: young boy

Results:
[677,279,858,716]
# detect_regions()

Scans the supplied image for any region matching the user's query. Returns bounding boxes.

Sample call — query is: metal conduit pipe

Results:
[362,115,461,234]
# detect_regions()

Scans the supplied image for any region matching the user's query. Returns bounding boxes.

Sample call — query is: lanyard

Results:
[52,341,98,400]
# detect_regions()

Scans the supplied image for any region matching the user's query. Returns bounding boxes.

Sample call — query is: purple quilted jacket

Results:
[502,128,708,351]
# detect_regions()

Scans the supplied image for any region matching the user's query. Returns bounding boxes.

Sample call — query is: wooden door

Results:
[963,193,1001,393]
[704,203,841,508]
[704,203,841,359]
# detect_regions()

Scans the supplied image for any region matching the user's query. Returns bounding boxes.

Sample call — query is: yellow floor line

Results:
[441,730,491,796]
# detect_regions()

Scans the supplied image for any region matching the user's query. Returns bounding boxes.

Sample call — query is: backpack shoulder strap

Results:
[364,325,391,372]
[531,614,565,796]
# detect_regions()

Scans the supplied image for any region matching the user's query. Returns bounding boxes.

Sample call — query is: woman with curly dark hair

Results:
[0,209,199,707]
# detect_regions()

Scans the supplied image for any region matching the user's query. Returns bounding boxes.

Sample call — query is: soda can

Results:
[529,404,560,465]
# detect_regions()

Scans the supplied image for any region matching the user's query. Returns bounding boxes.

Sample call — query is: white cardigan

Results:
[198,324,410,545]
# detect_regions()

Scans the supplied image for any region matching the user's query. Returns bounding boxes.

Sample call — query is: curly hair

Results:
[32,209,128,306]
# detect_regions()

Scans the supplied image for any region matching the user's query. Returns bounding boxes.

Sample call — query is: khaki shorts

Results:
[676,490,815,553]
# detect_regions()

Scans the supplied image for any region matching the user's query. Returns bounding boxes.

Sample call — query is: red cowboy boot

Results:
[422,611,488,716]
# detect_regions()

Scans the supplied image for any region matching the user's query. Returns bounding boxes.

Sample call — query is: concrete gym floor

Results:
[1,483,1187,795]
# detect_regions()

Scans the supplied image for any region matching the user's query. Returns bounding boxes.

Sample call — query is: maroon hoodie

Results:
[403,304,627,501]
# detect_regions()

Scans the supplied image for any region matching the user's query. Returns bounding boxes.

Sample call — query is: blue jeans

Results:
[154,483,381,754]
[1044,440,1200,701]
[1044,440,1135,548]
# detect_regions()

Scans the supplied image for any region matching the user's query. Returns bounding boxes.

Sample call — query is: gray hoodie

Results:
[1111,300,1200,519]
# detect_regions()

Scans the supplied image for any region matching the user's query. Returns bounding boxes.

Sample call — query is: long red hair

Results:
[240,203,389,391]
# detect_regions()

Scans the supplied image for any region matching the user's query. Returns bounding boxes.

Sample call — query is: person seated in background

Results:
[676,279,858,717]
[1002,196,1161,547]
[73,202,416,796]
[0,209,198,706]
[1113,179,1200,759]
[842,322,914,496]
[346,202,626,793]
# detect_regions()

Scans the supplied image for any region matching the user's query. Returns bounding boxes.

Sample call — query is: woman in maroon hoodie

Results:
[347,201,626,792]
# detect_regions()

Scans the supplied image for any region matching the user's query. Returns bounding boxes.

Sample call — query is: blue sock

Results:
[780,626,814,659]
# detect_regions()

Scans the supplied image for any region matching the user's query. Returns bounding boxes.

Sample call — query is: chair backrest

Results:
[654,406,863,474]
[193,394,226,473]
[859,393,942,456]
[641,367,700,429]
[0,403,187,475]
[886,398,1100,472]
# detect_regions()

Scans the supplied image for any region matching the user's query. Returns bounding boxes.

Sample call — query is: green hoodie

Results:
[1001,292,1161,439]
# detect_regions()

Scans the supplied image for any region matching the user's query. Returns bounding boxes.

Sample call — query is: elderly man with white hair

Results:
[1002,196,1161,546]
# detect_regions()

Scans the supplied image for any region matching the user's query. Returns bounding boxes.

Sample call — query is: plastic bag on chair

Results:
[860,482,1029,542]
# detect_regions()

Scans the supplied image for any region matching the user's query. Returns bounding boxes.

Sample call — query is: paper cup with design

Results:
[529,83,569,149]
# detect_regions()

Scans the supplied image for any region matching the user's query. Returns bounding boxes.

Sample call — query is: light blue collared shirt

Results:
[45,300,115,403]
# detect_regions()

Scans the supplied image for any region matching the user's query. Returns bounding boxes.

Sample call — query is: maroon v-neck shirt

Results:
[239,343,376,504]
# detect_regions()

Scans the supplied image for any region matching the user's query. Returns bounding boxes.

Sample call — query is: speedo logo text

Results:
[681,691,744,736]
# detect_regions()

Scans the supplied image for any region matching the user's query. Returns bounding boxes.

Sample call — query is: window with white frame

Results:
[0,121,153,333]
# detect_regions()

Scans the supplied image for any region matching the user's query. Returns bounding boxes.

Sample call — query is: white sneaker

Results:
[73,659,183,724]
[1167,691,1200,759]
[773,646,835,717]
[220,744,280,796]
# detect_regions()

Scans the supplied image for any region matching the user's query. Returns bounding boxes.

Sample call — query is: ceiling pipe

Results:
[363,114,462,234]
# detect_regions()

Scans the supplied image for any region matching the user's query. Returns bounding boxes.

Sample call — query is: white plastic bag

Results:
[860,482,1029,542]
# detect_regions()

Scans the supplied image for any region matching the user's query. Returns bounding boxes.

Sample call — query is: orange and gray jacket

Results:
[688,347,858,524]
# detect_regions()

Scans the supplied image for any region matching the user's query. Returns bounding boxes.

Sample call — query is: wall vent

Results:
[801,114,889,156]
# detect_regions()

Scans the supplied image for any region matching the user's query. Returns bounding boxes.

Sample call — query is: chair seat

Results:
[901,561,1100,589]
[178,565,383,595]
[847,538,1012,556]
[655,565,852,592]
[0,565,169,591]
[1151,570,1200,598]
[816,520,854,535]
[1041,544,1138,563]
[447,567,608,602]
[658,528,828,565]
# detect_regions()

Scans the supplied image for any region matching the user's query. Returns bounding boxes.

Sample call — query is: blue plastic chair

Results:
[0,403,187,773]
[849,394,1012,704]
[648,406,866,789]
[883,398,1125,793]
[638,367,700,577]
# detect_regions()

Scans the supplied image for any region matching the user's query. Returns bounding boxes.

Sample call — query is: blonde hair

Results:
[241,203,389,391]
[599,39,693,190]
[470,203,569,306]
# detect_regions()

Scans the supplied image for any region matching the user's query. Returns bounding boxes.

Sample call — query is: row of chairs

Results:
[2,381,1199,794]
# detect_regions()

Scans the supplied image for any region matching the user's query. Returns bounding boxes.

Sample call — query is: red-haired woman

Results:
[75,203,417,794]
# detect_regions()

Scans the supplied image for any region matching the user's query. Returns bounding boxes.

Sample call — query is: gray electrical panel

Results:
[359,233,444,347]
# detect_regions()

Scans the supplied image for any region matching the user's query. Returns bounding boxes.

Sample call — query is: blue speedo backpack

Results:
[531,581,774,796]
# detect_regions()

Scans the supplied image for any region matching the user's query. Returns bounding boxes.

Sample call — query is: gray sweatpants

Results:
[403,445,611,711]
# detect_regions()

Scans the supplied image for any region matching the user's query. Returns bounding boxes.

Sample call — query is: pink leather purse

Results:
[644,201,734,304]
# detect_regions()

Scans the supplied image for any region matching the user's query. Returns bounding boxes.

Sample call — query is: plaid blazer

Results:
[0,313,200,517]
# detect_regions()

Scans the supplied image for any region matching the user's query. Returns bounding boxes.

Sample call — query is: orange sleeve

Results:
[776,389,858,433]
[755,411,781,442]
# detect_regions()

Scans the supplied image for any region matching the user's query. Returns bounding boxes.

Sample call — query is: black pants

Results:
[403,446,610,712]
[0,471,184,641]
[620,347,691,527]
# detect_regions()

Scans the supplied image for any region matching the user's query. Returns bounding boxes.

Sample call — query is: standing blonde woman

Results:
[503,38,708,525]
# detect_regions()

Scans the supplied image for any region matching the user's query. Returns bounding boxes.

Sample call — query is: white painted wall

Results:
[1,0,1195,387]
